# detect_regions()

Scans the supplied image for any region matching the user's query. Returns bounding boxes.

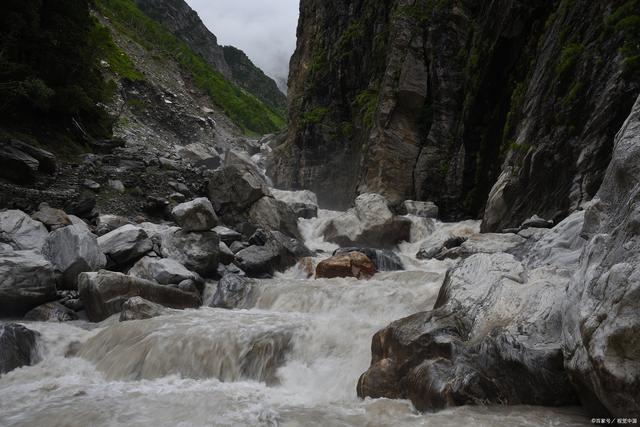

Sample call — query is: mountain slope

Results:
[132,0,287,115]
[271,0,640,229]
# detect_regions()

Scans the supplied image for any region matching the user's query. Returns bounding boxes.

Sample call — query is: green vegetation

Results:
[94,24,144,81]
[338,22,364,50]
[607,1,640,76]
[353,88,379,128]
[0,0,115,146]
[299,107,329,127]
[96,0,284,135]
[555,43,584,76]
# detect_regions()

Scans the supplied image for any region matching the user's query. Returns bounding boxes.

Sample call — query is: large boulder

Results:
[316,252,377,280]
[7,138,56,174]
[358,252,579,411]
[0,250,57,316]
[0,323,40,375]
[78,271,202,322]
[119,297,169,321]
[0,145,39,183]
[24,302,78,322]
[95,215,131,236]
[31,203,71,231]
[42,225,106,289]
[324,194,412,248]
[210,274,255,309]
[562,96,640,418]
[271,189,319,219]
[233,230,307,278]
[207,151,271,218]
[434,233,526,260]
[171,198,219,231]
[160,228,219,276]
[128,255,202,286]
[213,226,242,245]
[333,247,403,271]
[248,196,301,239]
[0,210,49,252]
[98,224,153,267]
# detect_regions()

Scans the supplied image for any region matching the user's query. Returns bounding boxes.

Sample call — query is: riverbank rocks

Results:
[334,247,403,271]
[233,230,308,278]
[172,198,218,231]
[0,250,57,316]
[402,200,438,218]
[520,215,554,230]
[324,194,411,248]
[211,274,255,309]
[119,297,168,321]
[160,228,219,276]
[213,226,242,245]
[78,271,202,322]
[31,203,71,231]
[95,215,131,236]
[0,145,39,183]
[128,255,202,286]
[316,252,377,280]
[98,225,153,267]
[42,226,106,289]
[358,252,578,411]
[24,302,78,322]
[434,233,525,260]
[562,95,640,418]
[0,323,40,375]
[248,196,301,239]
[0,210,49,251]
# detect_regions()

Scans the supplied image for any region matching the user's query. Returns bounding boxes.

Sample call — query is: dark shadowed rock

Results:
[0,250,57,316]
[0,323,40,375]
[24,302,78,322]
[160,228,219,276]
[78,270,201,322]
[0,145,39,183]
[213,226,242,244]
[402,200,438,218]
[316,252,377,280]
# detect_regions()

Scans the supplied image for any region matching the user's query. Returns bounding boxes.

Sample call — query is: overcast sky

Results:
[185,0,299,93]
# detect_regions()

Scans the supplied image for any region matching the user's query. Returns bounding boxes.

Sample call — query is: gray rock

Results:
[24,302,78,322]
[271,189,319,219]
[98,224,153,267]
[0,323,40,375]
[248,196,301,239]
[128,255,202,286]
[230,241,248,254]
[219,241,235,265]
[358,253,578,411]
[0,210,49,252]
[562,95,640,418]
[31,203,71,231]
[171,198,218,231]
[83,179,101,190]
[7,139,56,174]
[78,271,202,322]
[108,180,125,193]
[434,233,525,260]
[324,194,412,248]
[234,240,291,278]
[42,226,106,289]
[213,226,242,244]
[0,145,39,183]
[119,297,168,321]
[417,235,467,260]
[334,247,403,271]
[0,250,57,316]
[160,228,219,276]
[210,274,254,309]
[402,200,439,218]
[67,215,91,233]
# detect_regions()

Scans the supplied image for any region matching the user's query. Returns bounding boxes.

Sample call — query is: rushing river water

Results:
[0,211,590,426]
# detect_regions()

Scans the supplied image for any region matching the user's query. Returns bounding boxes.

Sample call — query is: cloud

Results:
[185,0,299,93]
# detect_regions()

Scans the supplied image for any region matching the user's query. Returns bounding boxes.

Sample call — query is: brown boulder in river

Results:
[315,252,376,280]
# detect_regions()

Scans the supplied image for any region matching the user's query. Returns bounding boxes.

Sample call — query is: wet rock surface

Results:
[119,297,169,322]
[24,302,78,322]
[0,323,40,375]
[98,225,153,267]
[0,250,57,316]
[316,251,377,280]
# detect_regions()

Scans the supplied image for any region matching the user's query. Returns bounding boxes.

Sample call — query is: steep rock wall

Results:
[273,0,639,225]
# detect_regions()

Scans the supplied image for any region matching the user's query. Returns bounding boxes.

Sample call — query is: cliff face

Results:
[273,0,640,225]
[133,0,286,114]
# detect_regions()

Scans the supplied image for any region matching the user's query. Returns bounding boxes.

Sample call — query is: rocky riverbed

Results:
[1,95,640,425]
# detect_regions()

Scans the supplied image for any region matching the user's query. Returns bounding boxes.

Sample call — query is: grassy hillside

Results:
[96,0,286,135]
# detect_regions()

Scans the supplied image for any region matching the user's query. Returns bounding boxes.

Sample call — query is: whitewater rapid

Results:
[0,211,589,426]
